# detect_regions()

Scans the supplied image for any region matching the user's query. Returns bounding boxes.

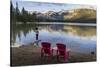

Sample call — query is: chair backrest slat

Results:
[41,42,51,54]
[56,43,66,55]
[56,43,66,50]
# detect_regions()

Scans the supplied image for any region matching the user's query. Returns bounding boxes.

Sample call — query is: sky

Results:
[11,0,96,13]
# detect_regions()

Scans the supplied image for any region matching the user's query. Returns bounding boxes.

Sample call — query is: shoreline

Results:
[11,44,96,66]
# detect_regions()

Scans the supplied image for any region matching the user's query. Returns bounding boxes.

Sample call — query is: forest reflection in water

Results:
[11,23,96,47]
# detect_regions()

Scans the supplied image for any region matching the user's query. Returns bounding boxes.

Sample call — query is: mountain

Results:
[35,8,96,23]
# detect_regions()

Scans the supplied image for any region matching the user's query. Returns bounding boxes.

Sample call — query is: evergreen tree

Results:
[10,1,16,23]
[11,2,37,23]
[21,7,28,22]
[15,2,21,22]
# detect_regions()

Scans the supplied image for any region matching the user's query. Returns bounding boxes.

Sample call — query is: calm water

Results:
[11,22,96,52]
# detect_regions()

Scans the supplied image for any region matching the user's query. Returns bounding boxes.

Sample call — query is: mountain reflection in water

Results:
[11,23,96,48]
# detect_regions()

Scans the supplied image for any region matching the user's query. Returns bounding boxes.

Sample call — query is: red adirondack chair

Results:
[56,43,69,62]
[41,42,53,59]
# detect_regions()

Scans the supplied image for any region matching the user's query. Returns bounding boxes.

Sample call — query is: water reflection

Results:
[11,23,96,47]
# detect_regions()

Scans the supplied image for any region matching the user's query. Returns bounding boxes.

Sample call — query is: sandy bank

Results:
[11,44,96,66]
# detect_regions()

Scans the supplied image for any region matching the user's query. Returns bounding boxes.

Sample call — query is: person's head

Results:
[35,27,38,30]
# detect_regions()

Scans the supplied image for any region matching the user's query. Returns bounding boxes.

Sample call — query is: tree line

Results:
[10,2,37,24]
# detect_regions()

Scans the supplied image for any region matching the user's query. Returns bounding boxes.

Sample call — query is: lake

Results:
[11,22,96,53]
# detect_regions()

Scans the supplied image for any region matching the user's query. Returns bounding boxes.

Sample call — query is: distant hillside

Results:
[35,8,96,23]
[63,8,96,23]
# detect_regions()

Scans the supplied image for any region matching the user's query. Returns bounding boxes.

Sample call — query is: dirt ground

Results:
[11,44,96,66]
